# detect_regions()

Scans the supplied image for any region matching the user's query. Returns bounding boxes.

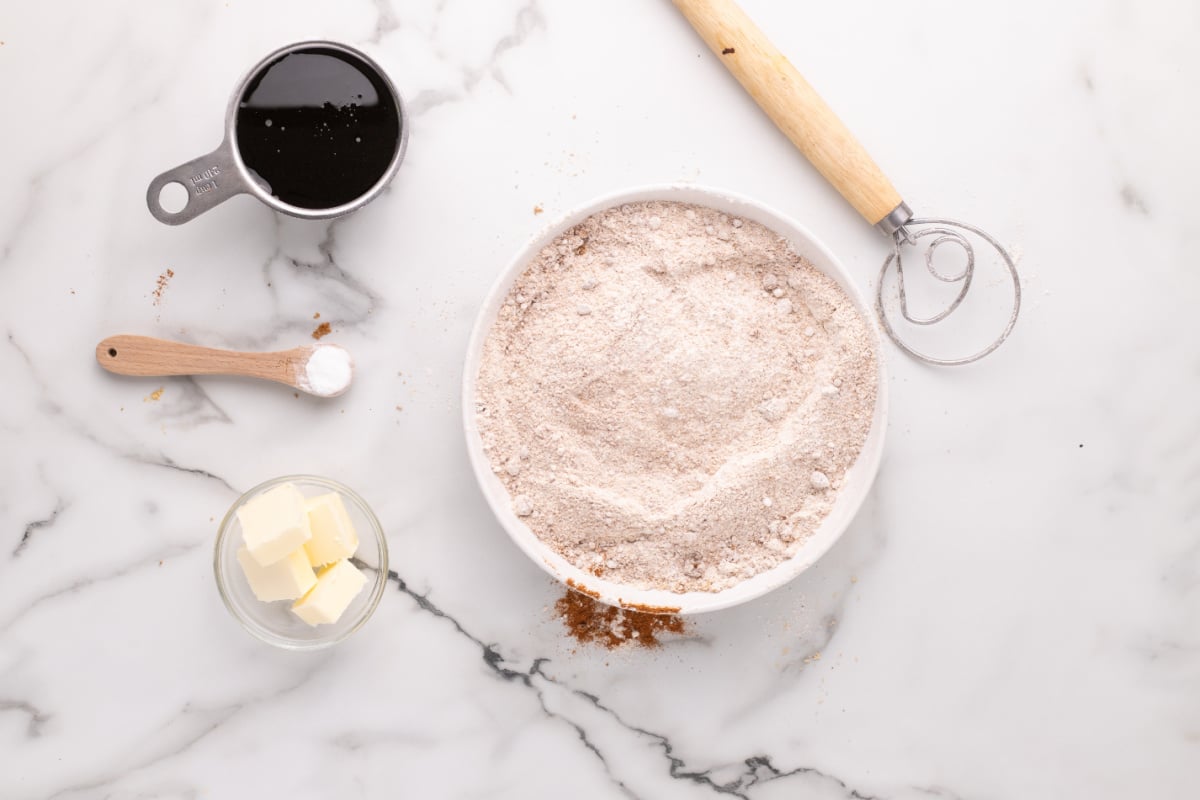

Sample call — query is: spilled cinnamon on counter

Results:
[152,268,174,305]
[555,588,685,649]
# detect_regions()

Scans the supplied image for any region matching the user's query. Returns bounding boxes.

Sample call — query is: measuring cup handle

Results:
[146,140,247,225]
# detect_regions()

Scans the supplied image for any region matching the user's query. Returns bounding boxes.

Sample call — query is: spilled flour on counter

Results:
[476,201,877,592]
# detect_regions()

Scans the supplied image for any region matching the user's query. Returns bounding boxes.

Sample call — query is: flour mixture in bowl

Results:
[475,200,877,593]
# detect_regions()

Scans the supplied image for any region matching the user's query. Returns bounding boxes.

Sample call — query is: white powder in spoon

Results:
[475,201,878,593]
[299,345,353,397]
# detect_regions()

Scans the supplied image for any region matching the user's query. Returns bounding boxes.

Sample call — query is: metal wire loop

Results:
[876,217,1020,367]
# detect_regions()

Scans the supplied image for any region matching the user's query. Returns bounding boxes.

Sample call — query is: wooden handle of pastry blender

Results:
[672,0,910,230]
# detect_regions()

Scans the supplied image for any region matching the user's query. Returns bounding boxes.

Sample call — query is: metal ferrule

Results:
[875,201,914,237]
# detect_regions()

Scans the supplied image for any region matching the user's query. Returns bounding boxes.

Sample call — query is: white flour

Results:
[476,201,877,592]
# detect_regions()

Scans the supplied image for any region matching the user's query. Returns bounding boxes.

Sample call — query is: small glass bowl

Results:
[214,475,388,650]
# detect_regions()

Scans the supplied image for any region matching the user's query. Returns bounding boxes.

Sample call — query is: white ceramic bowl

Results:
[463,185,888,614]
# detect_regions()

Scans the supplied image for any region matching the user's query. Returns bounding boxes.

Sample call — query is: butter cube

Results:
[237,482,311,565]
[291,559,367,626]
[236,546,316,602]
[304,492,359,565]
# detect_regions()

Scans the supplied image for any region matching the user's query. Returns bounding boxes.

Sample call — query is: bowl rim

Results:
[213,473,389,650]
[462,184,888,615]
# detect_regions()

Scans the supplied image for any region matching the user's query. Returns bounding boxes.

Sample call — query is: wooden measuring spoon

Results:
[96,334,354,397]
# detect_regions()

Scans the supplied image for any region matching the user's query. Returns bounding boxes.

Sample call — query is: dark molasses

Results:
[235,47,401,210]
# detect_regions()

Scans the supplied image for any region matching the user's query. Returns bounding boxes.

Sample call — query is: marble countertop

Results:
[3,1,1197,797]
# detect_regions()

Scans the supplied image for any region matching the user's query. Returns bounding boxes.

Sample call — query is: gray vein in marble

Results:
[387,569,895,800]
[0,6,214,265]
[155,377,233,428]
[366,0,401,45]
[140,454,236,493]
[1077,66,1154,221]
[428,0,451,36]
[583,692,753,797]
[472,0,542,94]
[409,88,466,117]
[6,332,66,415]
[40,654,329,800]
[575,690,893,799]
[727,496,889,726]
[1129,628,1199,664]
[0,541,202,635]
[0,77,173,270]
[738,756,883,799]
[0,699,51,738]
[777,612,842,676]
[160,236,311,355]
[7,331,236,494]
[43,672,327,800]
[12,498,68,558]
[0,171,45,266]
[195,217,383,354]
[1119,183,1149,215]
[331,729,443,751]
[914,786,969,800]
[388,571,639,798]
[284,229,381,314]
[1163,557,1200,609]
[406,0,544,117]
[555,705,641,800]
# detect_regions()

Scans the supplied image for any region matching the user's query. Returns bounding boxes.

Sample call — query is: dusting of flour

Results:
[476,201,877,593]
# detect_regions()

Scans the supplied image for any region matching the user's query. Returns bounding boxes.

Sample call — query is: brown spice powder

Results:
[152,268,174,305]
[311,322,332,340]
[555,589,685,649]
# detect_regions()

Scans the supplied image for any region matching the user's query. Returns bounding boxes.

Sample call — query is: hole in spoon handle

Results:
[94,335,222,377]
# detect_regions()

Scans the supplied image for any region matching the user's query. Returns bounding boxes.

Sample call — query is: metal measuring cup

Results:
[146,41,408,225]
